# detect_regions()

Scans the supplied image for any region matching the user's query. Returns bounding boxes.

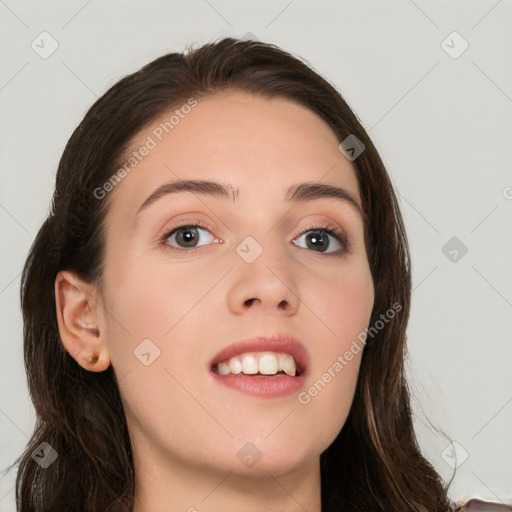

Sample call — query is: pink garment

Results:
[461,499,512,511]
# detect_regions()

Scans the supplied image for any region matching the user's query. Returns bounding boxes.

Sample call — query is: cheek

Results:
[307,261,374,344]
[296,337,363,457]
[101,263,205,438]
[102,258,222,400]
[298,259,373,427]
[106,260,210,340]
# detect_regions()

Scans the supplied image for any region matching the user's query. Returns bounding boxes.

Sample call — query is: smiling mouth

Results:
[210,351,303,377]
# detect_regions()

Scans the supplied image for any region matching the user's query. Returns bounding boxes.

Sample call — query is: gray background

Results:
[1,0,511,509]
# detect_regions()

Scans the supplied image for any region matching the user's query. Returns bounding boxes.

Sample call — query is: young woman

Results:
[12,37,462,511]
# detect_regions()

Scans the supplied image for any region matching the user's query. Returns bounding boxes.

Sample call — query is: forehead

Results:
[128,89,344,160]
[107,90,361,225]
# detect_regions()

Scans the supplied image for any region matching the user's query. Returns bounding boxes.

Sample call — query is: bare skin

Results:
[55,90,375,512]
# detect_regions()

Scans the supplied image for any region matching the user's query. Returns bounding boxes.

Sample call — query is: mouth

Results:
[208,334,309,398]
[211,351,304,377]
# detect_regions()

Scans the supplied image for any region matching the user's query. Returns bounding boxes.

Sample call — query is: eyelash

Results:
[158,218,350,257]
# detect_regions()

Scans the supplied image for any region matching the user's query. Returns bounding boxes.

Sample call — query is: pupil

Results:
[178,227,198,247]
[307,230,328,251]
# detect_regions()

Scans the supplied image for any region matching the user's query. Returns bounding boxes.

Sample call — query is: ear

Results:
[55,270,111,372]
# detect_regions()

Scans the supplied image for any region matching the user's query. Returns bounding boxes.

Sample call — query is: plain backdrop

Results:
[1,1,511,510]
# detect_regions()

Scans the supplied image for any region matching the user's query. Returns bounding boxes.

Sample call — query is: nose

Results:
[226,243,300,317]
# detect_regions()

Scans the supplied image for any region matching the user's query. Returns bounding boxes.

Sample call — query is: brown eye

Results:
[162,224,216,251]
[172,226,201,248]
[292,226,348,255]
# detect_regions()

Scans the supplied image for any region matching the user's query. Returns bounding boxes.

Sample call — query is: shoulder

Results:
[459,499,512,511]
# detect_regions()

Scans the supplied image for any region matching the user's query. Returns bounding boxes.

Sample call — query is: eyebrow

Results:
[134,179,364,220]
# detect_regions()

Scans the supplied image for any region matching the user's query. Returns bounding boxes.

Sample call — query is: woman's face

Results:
[97,90,374,479]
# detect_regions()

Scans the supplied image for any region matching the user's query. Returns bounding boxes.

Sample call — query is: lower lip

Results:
[209,371,306,398]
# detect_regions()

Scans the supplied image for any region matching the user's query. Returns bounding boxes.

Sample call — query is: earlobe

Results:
[55,270,111,372]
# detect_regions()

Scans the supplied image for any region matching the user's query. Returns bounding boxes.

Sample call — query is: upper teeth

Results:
[216,352,297,376]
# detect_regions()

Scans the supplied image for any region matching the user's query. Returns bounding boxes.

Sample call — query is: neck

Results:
[131,446,322,512]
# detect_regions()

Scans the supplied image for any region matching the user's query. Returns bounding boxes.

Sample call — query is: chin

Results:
[229,440,320,479]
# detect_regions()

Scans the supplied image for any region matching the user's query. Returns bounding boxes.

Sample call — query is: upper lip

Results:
[209,334,310,377]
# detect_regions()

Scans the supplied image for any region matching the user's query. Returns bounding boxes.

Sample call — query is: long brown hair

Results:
[9,37,460,511]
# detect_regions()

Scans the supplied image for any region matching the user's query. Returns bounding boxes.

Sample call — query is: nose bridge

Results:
[232,198,286,266]
[235,204,290,267]
[228,225,300,314]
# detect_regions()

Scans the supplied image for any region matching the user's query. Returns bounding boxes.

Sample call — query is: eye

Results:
[292,224,349,255]
[159,222,219,253]
[158,220,349,256]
